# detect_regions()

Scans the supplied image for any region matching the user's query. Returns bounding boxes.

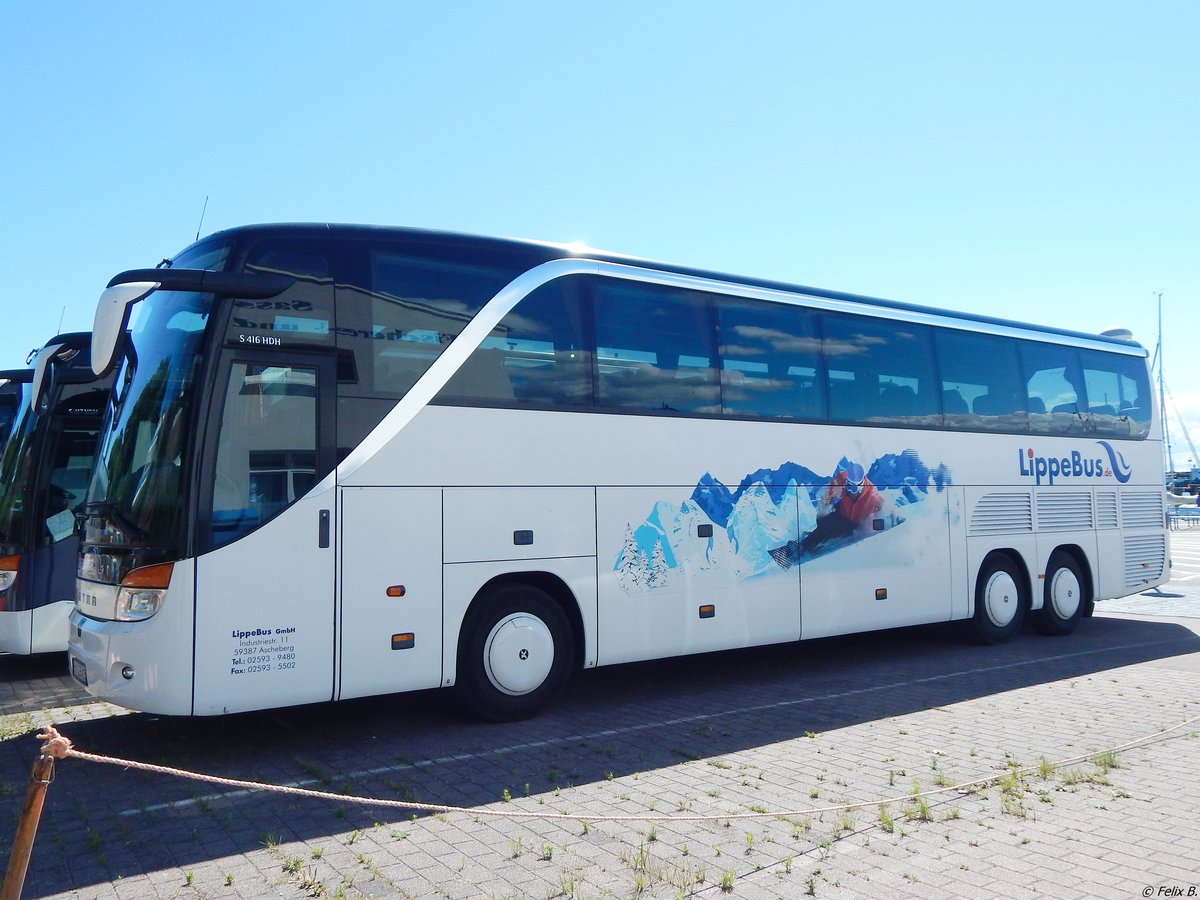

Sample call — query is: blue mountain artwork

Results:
[615,449,951,593]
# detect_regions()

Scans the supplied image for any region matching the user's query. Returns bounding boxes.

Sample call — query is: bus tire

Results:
[1034,551,1086,636]
[456,584,573,722]
[972,554,1027,644]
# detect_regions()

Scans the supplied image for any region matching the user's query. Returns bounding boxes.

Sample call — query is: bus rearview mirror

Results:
[92,282,160,378]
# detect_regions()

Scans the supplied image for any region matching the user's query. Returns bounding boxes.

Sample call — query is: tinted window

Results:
[1021,342,1085,435]
[437,277,592,407]
[0,382,19,440]
[335,247,524,401]
[934,330,1027,431]
[717,298,825,419]
[42,420,99,546]
[173,239,231,273]
[593,279,719,415]
[336,395,396,463]
[230,238,336,349]
[1080,348,1151,438]
[822,313,938,424]
[326,255,1152,442]
[208,362,318,549]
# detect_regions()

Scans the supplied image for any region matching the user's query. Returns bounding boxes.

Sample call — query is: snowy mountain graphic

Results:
[615,450,950,593]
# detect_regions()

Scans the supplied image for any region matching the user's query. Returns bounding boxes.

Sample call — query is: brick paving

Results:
[2,532,1199,898]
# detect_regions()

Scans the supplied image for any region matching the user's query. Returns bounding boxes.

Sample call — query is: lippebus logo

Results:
[1018,441,1132,486]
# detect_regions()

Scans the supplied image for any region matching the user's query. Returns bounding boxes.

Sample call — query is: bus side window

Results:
[1021,343,1084,435]
[934,329,1026,432]
[209,363,319,549]
[440,349,515,402]
[716,297,825,420]
[335,245,530,403]
[1080,348,1151,438]
[828,372,874,422]
[941,388,969,416]
[234,239,335,350]
[593,279,718,415]
[43,423,99,544]
[436,277,593,408]
[821,313,938,425]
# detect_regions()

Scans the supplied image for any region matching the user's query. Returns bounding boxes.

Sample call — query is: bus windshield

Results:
[0,380,36,545]
[84,290,211,552]
[0,380,23,442]
[0,342,101,552]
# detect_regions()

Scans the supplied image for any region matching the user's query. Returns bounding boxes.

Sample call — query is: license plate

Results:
[71,657,88,686]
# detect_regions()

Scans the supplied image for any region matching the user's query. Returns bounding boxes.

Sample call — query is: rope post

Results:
[1,728,72,900]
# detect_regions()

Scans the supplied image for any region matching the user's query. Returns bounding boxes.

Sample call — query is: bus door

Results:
[192,350,338,715]
[24,396,103,651]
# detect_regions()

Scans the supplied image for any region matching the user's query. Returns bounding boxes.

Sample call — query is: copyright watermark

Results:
[1142,887,1197,898]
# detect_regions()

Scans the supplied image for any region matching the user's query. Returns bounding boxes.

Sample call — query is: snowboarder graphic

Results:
[803,469,882,552]
[769,465,883,569]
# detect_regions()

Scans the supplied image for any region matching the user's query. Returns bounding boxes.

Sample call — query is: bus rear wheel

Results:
[456,584,573,721]
[1034,551,1086,636]
[972,554,1027,644]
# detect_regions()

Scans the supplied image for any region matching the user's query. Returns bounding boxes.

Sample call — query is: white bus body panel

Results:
[29,600,73,654]
[67,565,196,715]
[443,487,597,564]
[947,489,971,621]
[343,407,1169,660]
[0,601,72,655]
[337,487,443,701]
[0,608,33,655]
[1095,524,1127,599]
[799,491,955,639]
[192,481,336,715]
[338,485,599,700]
[596,486,801,665]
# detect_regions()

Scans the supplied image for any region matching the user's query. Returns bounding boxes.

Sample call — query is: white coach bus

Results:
[68,225,1168,718]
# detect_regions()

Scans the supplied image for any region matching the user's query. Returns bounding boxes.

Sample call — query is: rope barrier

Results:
[33,711,1200,825]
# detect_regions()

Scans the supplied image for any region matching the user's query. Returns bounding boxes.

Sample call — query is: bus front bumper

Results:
[67,608,191,715]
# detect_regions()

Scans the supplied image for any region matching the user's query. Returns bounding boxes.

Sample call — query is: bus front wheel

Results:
[1034,551,1086,636]
[972,555,1027,644]
[456,584,573,721]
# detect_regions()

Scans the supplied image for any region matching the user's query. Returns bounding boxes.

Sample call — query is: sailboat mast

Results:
[1158,291,1174,477]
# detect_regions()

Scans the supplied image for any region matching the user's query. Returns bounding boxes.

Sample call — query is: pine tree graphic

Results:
[648,540,669,589]
[616,524,650,592]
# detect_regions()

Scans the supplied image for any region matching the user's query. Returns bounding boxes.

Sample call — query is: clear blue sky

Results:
[3,2,1198,469]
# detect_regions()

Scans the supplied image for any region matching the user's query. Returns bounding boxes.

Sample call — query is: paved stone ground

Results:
[2,532,1199,899]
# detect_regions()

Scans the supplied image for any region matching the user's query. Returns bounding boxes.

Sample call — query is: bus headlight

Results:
[115,562,173,622]
[116,587,167,620]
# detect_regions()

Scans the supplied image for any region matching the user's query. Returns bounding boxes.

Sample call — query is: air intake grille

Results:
[1121,491,1164,529]
[1124,535,1166,588]
[970,493,1033,535]
[1095,492,1119,529]
[1036,492,1093,532]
